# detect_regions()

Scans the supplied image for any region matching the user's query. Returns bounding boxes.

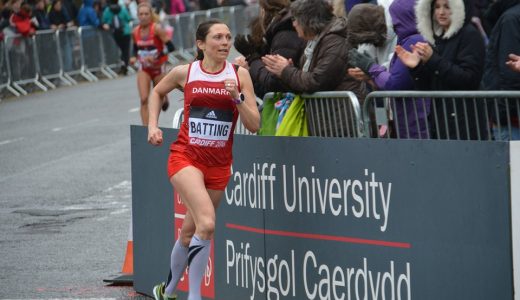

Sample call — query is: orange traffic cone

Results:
[121,222,133,274]
[103,219,134,285]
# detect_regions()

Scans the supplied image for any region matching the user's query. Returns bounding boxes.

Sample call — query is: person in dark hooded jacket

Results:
[396,0,487,140]
[481,0,520,140]
[102,0,132,74]
[347,1,430,139]
[77,0,99,27]
[33,0,51,30]
[233,0,306,99]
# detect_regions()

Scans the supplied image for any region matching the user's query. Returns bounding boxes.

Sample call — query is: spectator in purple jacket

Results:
[347,0,430,139]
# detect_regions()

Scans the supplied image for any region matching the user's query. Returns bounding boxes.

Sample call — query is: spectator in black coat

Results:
[233,0,305,98]
[48,0,73,29]
[33,0,51,30]
[482,1,520,140]
[396,0,488,140]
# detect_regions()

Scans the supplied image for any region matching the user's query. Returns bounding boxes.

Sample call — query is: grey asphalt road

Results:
[0,72,184,299]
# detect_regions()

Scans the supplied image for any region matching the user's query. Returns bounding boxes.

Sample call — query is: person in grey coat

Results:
[261,0,367,137]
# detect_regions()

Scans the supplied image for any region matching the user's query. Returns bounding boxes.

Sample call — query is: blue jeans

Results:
[492,126,520,141]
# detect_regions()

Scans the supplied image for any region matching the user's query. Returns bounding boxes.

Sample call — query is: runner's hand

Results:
[223,79,239,99]
[148,126,163,146]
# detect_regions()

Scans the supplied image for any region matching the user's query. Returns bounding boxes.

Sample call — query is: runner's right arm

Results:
[147,64,189,145]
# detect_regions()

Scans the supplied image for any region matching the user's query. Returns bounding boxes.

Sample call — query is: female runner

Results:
[147,19,260,300]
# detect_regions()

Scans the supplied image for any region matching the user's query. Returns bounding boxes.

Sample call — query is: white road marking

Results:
[110,208,130,215]
[51,119,100,133]
[0,137,25,146]
[128,107,139,113]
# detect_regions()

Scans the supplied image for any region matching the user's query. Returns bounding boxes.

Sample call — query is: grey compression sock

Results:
[164,239,189,296]
[187,235,211,300]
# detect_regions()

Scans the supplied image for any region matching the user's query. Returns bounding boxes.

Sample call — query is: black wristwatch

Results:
[232,93,245,104]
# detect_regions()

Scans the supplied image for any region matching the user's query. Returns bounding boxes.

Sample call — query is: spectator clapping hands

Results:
[395,42,433,68]
[506,54,520,73]
[262,54,292,77]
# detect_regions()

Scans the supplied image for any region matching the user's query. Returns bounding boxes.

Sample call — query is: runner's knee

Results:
[196,219,215,239]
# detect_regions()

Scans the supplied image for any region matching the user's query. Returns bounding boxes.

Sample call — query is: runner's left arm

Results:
[155,23,175,53]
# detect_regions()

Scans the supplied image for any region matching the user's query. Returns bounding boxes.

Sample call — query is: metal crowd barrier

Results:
[363,91,520,141]
[5,34,48,94]
[303,91,363,137]
[163,4,258,65]
[99,29,123,76]
[262,91,363,137]
[80,26,117,81]
[35,29,73,87]
[0,4,257,98]
[164,14,195,63]
[0,38,22,97]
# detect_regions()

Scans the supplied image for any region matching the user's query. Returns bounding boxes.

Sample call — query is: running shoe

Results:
[152,282,177,300]
[161,96,170,112]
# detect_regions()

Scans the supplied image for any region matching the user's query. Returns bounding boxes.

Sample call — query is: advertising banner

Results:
[131,126,514,299]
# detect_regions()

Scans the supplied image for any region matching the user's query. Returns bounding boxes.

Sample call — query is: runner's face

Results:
[138,6,152,25]
[199,24,232,61]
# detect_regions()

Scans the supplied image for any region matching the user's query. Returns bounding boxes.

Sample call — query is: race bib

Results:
[188,106,233,147]
[138,49,158,67]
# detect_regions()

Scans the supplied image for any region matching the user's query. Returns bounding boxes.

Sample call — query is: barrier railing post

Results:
[178,12,196,58]
[302,91,363,137]
[97,30,118,79]
[0,38,21,97]
[55,29,78,85]
[78,26,99,82]
[6,33,47,94]
[31,34,55,90]
[51,29,75,86]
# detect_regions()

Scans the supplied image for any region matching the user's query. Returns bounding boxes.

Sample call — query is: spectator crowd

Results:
[232,0,520,140]
[0,0,249,40]
[1,0,519,140]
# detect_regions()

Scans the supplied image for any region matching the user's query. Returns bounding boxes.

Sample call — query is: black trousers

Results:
[113,32,131,66]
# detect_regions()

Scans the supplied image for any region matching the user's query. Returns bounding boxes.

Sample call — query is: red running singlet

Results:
[133,23,167,70]
[170,61,241,167]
